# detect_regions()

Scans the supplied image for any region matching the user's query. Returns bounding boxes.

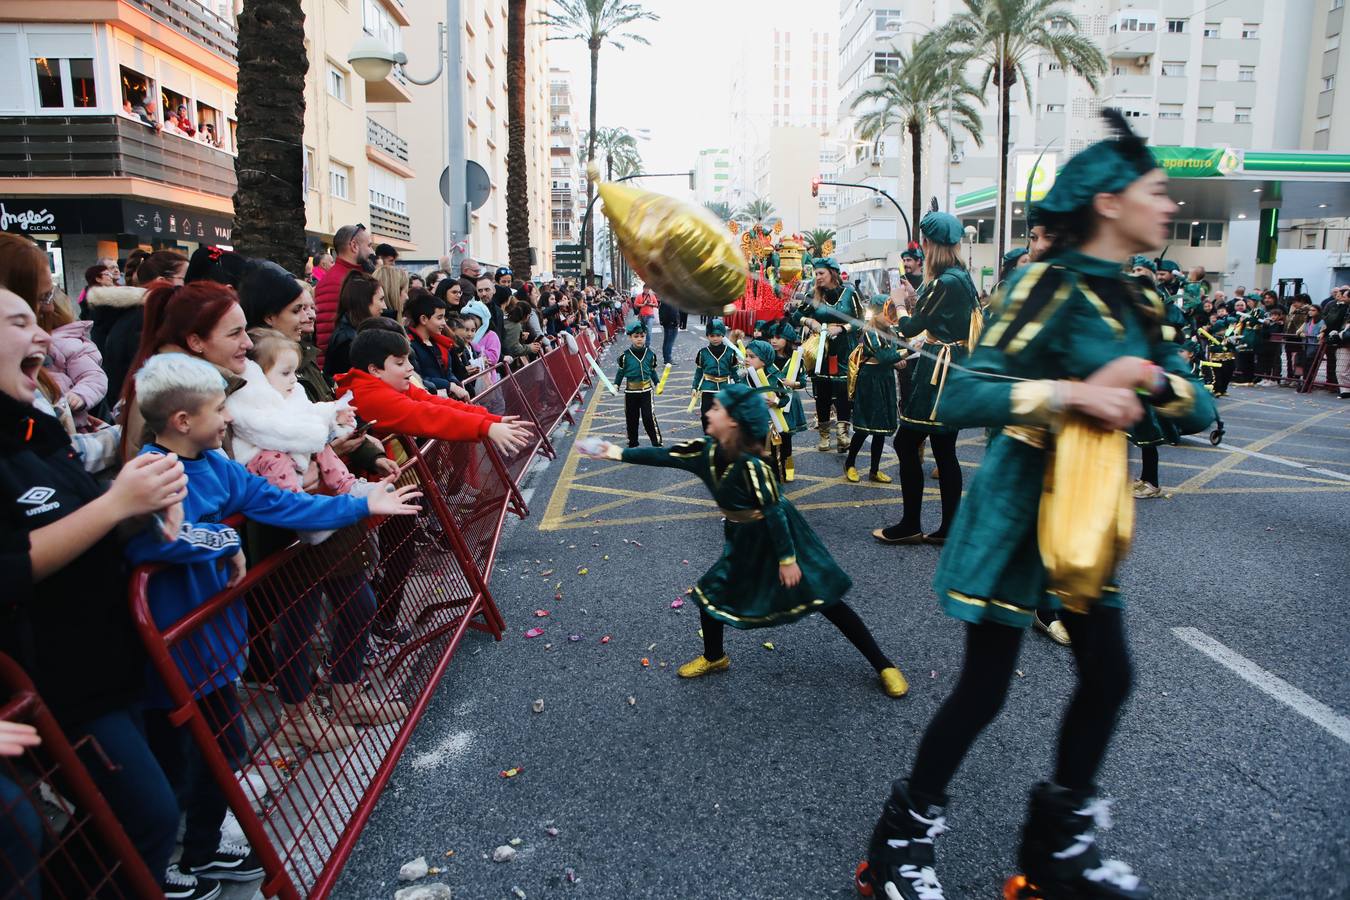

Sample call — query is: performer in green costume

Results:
[857,110,1215,900]
[615,319,662,448]
[691,317,738,433]
[873,211,980,546]
[1126,256,1183,500]
[796,257,860,453]
[579,384,908,698]
[767,322,808,482]
[845,295,904,484]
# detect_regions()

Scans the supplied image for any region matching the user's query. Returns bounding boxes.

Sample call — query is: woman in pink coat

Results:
[39,292,108,428]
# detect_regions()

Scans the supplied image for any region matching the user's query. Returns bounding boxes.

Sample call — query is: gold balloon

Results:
[592,167,747,316]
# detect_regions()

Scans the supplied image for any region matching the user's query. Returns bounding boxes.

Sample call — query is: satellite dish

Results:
[440,160,493,211]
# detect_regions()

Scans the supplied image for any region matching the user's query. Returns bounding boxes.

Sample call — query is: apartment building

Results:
[694,147,732,208]
[0,0,240,290]
[835,0,1350,294]
[548,67,582,268]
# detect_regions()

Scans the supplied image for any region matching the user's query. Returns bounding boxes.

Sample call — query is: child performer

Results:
[742,339,792,480]
[615,319,662,448]
[768,322,807,482]
[856,109,1214,900]
[845,295,905,484]
[579,384,907,698]
[691,318,737,433]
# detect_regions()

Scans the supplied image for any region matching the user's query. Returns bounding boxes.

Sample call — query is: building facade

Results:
[0,0,240,290]
[693,147,732,208]
[548,66,582,272]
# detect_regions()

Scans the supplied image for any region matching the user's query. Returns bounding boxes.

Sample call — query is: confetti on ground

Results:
[512,887,527,899]
[602,555,609,560]
[1016,669,1025,678]
[524,628,544,639]
[762,642,775,650]
[627,696,637,706]
[641,658,650,667]
[931,670,938,679]
[500,767,523,778]
[578,567,589,575]
[545,826,560,837]
[682,559,690,565]
[600,635,611,644]
[540,569,554,577]
[568,634,581,642]
[492,845,516,863]
[534,609,549,617]
[509,838,523,847]
[444,850,455,857]
[532,699,544,713]
[565,867,578,883]
[671,598,685,609]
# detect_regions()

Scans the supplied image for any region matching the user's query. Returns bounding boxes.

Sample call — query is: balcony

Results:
[369,205,411,242]
[0,115,235,198]
[366,117,408,164]
[124,0,238,64]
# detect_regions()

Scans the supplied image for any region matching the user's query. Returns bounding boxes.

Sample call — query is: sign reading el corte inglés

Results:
[1151,147,1241,178]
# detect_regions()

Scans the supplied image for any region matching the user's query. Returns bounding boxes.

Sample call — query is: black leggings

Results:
[846,431,886,472]
[698,602,892,672]
[1213,358,1235,394]
[1139,445,1159,487]
[625,391,662,446]
[700,391,716,433]
[888,427,961,538]
[812,376,851,427]
[907,606,1132,803]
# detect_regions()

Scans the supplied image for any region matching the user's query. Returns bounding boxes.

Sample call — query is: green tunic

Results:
[809,286,860,381]
[621,439,851,628]
[896,265,979,434]
[692,343,737,394]
[851,330,903,434]
[931,252,1216,628]
[774,352,808,434]
[1130,279,1185,448]
[615,346,659,392]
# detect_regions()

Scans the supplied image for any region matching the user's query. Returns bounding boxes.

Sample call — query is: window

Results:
[1201,65,1217,81]
[159,84,192,135]
[363,0,403,54]
[1328,34,1341,52]
[960,218,995,244]
[1178,221,1224,247]
[1235,107,1252,123]
[1198,106,1214,122]
[1334,0,1345,8]
[32,57,97,110]
[1324,75,1337,91]
[369,166,407,214]
[1202,24,1219,38]
[303,147,315,192]
[875,9,903,32]
[329,163,350,200]
[1317,116,1331,132]
[1166,19,1186,33]
[1044,102,1064,113]
[1161,61,1186,77]
[119,66,158,126]
[1116,15,1156,32]
[327,65,348,103]
[1241,24,1259,39]
[1239,66,1256,82]
[195,101,225,148]
[1158,103,1183,119]
[873,52,901,74]
[1120,108,1147,119]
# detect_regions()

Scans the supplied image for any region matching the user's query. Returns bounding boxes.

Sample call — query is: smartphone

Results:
[353,419,377,437]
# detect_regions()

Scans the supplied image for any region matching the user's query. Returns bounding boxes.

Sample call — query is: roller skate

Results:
[855,782,947,899]
[1003,782,1150,900]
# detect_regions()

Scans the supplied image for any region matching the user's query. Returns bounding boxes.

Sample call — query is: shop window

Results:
[32,57,97,110]
[120,66,159,129]
[228,119,237,152]
[160,85,194,137]
[196,101,224,147]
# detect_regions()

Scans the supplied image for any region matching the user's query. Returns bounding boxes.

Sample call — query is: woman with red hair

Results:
[119,280,252,459]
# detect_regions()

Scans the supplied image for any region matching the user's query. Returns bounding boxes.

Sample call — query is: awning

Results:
[0,197,233,243]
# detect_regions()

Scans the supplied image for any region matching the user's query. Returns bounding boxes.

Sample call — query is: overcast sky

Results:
[543,0,838,200]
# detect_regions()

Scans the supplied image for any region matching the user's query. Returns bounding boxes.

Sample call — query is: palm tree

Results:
[232,0,307,273]
[943,0,1106,260]
[506,0,531,278]
[851,31,985,239]
[703,200,735,222]
[805,228,836,258]
[540,0,658,285]
[583,126,643,180]
[736,197,778,226]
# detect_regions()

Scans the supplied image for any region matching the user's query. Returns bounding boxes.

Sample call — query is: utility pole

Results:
[444,0,468,272]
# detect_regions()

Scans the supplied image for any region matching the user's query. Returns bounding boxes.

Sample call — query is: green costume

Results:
[773,351,808,434]
[616,321,662,446]
[931,252,1216,627]
[852,328,904,434]
[896,264,979,434]
[615,344,659,391]
[692,343,737,394]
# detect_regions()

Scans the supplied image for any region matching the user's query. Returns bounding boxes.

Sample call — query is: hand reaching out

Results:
[366,483,423,516]
[0,721,40,757]
[487,420,532,455]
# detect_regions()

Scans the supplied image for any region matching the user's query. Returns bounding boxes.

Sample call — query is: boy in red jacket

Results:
[335,329,530,454]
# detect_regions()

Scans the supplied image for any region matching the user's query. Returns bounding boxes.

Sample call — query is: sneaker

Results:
[1132,482,1163,500]
[184,840,265,883]
[370,619,412,643]
[162,864,222,900]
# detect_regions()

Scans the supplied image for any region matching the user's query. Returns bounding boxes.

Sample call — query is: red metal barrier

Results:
[0,654,162,899]
[1197,333,1341,393]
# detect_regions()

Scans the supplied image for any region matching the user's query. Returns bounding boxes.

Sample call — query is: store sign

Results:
[121,201,233,242]
[1152,147,1240,178]
[0,202,58,233]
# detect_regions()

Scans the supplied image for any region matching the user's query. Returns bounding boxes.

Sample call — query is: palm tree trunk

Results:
[232,0,307,273]
[996,56,1011,264]
[585,41,600,286]
[909,119,922,239]
[506,0,530,279]
[607,154,616,287]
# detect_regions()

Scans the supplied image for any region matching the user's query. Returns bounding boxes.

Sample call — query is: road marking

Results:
[1173,408,1348,492]
[1172,627,1350,747]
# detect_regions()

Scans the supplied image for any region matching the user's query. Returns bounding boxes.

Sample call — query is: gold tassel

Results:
[967,307,985,350]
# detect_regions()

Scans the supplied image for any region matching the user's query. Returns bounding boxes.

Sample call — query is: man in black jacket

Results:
[1321,287,1349,391]
[657,296,681,365]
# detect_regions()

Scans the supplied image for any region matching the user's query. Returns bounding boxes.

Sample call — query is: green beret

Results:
[919,211,963,246]
[625,318,647,335]
[745,339,776,366]
[1026,204,1043,230]
[1158,259,1181,273]
[900,246,924,262]
[716,383,774,442]
[868,293,890,309]
[1037,109,1159,218]
[1003,248,1029,267]
[772,321,799,343]
[1130,255,1157,271]
[754,320,768,334]
[706,317,727,336]
[814,256,841,273]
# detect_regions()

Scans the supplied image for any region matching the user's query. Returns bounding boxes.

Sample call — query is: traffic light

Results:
[811,176,822,198]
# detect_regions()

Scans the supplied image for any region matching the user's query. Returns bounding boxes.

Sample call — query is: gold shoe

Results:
[1132,482,1163,500]
[845,466,861,483]
[784,458,796,483]
[870,471,893,484]
[677,655,730,678]
[871,527,925,545]
[1033,614,1072,647]
[879,667,909,698]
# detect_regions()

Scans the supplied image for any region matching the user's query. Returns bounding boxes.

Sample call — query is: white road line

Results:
[1172,627,1350,747]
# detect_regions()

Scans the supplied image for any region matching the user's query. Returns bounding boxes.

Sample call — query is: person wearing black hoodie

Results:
[0,287,208,897]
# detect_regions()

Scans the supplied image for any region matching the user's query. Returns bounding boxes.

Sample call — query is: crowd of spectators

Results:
[0,227,623,898]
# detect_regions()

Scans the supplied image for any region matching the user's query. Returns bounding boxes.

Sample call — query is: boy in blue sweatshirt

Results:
[125,354,421,892]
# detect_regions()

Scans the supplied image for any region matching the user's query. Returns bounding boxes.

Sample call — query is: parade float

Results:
[727,219,826,324]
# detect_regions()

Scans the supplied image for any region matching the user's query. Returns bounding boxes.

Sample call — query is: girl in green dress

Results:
[873,213,981,547]
[579,383,908,698]
[857,110,1215,900]
[742,339,795,487]
[768,322,808,483]
[845,295,904,484]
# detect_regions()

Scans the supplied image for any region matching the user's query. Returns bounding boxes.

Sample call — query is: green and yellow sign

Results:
[1151,147,1240,178]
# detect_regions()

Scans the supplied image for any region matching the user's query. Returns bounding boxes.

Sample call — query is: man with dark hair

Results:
[314,223,373,364]
[375,243,399,267]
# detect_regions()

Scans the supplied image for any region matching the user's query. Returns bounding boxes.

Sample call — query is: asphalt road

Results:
[334,325,1350,900]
